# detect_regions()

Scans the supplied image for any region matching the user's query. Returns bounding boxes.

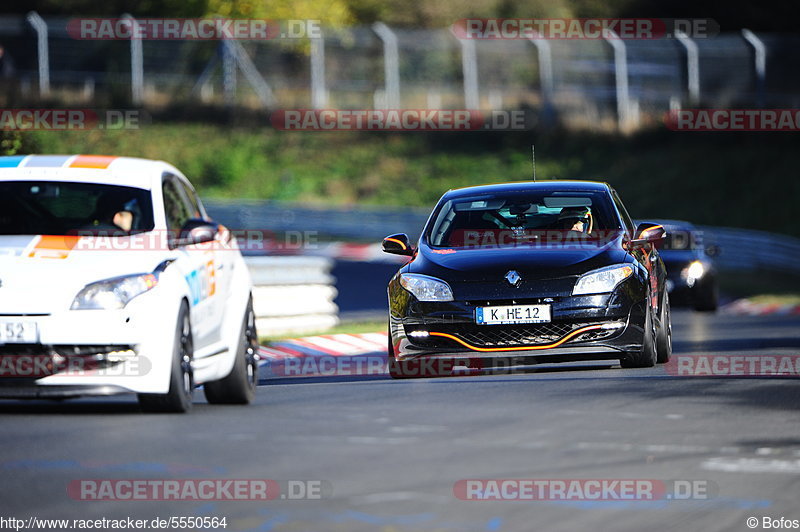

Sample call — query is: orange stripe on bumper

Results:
[429,324,605,352]
[69,155,117,169]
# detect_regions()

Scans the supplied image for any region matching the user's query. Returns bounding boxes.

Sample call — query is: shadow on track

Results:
[0,399,143,415]
[260,360,620,385]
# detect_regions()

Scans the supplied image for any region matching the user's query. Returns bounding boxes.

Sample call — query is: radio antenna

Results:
[531,145,536,182]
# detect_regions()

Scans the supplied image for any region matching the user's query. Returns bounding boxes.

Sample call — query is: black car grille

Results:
[412,322,617,349]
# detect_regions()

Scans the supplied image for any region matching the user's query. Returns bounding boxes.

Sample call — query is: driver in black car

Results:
[558,206,592,234]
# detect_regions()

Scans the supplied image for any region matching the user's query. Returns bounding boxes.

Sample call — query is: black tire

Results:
[620,303,657,369]
[694,282,718,312]
[387,325,406,379]
[656,292,672,364]
[138,301,194,413]
[204,297,259,404]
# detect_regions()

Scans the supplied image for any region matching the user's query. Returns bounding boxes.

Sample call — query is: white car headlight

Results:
[71,273,159,310]
[400,273,454,302]
[573,264,634,295]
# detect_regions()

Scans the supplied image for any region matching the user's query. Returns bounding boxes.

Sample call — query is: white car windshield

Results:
[0,181,154,235]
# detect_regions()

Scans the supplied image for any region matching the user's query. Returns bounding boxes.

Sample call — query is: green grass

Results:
[746,294,800,305]
[19,123,800,237]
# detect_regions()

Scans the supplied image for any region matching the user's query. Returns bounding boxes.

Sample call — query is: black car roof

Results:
[442,180,611,200]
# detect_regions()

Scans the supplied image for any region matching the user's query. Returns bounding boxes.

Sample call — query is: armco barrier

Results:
[700,226,800,275]
[207,199,430,242]
[244,256,339,337]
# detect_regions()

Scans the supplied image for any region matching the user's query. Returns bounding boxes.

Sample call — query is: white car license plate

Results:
[0,320,39,343]
[476,304,551,325]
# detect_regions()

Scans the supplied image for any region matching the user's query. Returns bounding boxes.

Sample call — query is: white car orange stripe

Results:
[25,235,81,259]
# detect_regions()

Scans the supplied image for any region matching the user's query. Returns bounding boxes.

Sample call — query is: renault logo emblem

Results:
[505,270,522,287]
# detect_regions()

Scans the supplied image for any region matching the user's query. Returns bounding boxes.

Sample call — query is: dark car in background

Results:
[382,181,671,378]
[639,219,719,311]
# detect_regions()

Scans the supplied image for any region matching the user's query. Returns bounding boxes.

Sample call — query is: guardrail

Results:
[244,256,339,337]
[700,226,800,275]
[208,199,430,242]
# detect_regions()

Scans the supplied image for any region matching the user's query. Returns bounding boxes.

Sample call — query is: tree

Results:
[205,0,352,26]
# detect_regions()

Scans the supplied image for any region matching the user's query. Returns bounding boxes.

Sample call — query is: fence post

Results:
[460,38,479,109]
[310,31,327,109]
[25,11,50,97]
[222,40,237,106]
[372,22,401,109]
[529,35,555,125]
[121,14,143,105]
[604,30,632,131]
[223,38,277,108]
[675,30,699,106]
[741,29,766,107]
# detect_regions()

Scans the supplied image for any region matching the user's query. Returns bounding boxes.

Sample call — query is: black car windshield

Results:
[427,190,622,248]
[0,181,155,235]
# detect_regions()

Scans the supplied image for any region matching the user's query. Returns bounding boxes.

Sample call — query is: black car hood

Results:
[410,237,631,283]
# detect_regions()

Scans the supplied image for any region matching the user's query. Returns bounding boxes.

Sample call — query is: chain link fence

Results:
[0,14,798,130]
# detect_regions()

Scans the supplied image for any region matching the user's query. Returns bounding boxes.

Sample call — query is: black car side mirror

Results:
[175,218,219,247]
[625,223,666,250]
[382,233,414,256]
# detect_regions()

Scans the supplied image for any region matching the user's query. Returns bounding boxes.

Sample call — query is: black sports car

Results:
[382,181,671,378]
[641,219,719,312]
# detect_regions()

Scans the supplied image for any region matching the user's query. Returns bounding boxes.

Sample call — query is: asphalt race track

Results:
[1,309,800,532]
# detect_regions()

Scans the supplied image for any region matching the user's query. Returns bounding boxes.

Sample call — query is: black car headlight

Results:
[400,273,454,302]
[573,264,633,295]
[71,273,159,310]
[681,260,706,286]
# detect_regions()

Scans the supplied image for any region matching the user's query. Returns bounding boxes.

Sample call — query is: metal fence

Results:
[1,13,799,130]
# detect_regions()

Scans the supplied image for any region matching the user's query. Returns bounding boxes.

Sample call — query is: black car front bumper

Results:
[389,280,648,368]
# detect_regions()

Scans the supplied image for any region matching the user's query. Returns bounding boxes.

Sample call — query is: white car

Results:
[0,154,258,412]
